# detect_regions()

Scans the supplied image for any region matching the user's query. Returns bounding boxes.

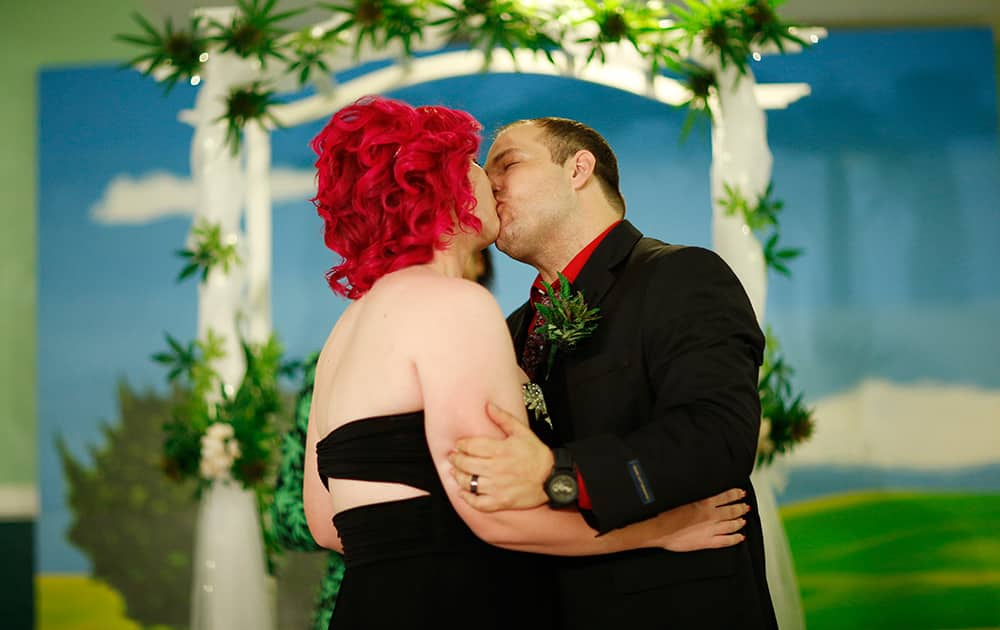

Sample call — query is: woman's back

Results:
[309,268,553,629]
[313,268,436,516]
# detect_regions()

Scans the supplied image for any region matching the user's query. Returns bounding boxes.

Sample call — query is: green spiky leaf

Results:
[117,13,209,93]
[175,220,242,282]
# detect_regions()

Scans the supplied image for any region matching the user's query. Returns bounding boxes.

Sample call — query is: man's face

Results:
[485,124,575,262]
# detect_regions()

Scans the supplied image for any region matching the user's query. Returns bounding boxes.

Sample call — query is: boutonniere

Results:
[521,382,553,431]
[536,272,602,379]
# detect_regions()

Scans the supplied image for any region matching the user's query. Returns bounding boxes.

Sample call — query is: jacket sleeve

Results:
[568,246,764,533]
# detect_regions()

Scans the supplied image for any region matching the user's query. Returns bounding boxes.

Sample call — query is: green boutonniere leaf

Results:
[535,272,602,379]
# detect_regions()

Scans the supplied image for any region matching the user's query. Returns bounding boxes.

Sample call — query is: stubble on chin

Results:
[495,224,518,259]
[496,225,535,264]
[495,231,513,257]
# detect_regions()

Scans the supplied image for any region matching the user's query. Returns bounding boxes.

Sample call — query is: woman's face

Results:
[469,160,500,244]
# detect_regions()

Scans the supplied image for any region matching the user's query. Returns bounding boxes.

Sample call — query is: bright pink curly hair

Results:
[311,96,483,299]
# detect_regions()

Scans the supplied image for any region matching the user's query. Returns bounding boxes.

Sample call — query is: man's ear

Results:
[569,150,597,191]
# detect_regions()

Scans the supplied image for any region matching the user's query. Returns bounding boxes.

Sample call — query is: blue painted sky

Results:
[38,28,999,571]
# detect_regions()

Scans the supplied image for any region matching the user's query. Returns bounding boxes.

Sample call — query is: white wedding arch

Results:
[140,3,825,627]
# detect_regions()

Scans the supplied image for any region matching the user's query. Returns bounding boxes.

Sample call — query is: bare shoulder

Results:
[363,268,503,342]
[380,268,499,317]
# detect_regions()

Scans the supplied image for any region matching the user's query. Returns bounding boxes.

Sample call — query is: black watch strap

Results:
[552,447,574,473]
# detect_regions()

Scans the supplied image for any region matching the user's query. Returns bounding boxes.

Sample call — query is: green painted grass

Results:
[37,575,170,630]
[781,491,1000,629]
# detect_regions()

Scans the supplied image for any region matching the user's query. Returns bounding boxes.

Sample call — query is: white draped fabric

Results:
[753,463,806,629]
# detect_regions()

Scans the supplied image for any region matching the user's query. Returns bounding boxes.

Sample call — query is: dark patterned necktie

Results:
[519,292,552,381]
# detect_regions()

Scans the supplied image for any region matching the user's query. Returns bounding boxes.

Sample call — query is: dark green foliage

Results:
[156,332,293,573]
[287,27,343,85]
[118,1,815,161]
[669,0,810,76]
[272,352,322,552]
[661,58,717,141]
[210,0,304,66]
[718,180,803,277]
[219,83,281,155]
[326,0,429,57]
[429,0,560,65]
[116,13,208,93]
[536,272,601,379]
[574,0,666,67]
[757,329,814,465]
[157,334,286,491]
[762,231,803,277]
[174,221,241,283]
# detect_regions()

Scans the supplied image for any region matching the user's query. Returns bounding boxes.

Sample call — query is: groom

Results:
[450,117,777,628]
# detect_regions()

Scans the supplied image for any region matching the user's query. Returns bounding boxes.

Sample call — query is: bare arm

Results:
[412,280,744,556]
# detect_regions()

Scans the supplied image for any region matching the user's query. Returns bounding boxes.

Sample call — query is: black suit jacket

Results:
[509,221,777,629]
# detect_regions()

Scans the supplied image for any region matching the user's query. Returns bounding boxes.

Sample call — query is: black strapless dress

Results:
[317,411,554,629]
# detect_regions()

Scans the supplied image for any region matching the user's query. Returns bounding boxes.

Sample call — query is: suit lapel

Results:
[505,221,642,385]
[571,220,642,310]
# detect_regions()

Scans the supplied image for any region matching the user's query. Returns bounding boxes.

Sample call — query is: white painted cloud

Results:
[787,379,1000,469]
[90,171,196,224]
[90,168,316,225]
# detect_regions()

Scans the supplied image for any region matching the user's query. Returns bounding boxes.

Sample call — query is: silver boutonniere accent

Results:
[521,382,553,430]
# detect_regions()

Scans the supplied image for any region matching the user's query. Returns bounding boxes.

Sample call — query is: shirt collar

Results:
[529,220,622,303]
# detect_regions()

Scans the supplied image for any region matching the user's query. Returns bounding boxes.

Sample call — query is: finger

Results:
[710,487,747,507]
[449,451,491,476]
[715,517,747,535]
[708,532,746,549]
[452,468,494,497]
[458,491,505,512]
[486,401,523,436]
[454,436,503,458]
[716,502,750,521]
[451,469,473,493]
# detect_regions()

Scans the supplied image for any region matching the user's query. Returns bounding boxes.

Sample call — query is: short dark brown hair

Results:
[499,117,626,215]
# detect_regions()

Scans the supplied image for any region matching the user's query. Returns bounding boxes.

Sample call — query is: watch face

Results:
[549,473,578,501]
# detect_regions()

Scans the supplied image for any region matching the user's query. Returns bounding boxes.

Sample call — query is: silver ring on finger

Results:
[470,474,479,495]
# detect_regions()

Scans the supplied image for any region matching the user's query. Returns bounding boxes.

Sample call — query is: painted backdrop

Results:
[38,28,999,629]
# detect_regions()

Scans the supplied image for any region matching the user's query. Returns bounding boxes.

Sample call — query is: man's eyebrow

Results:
[485,147,518,170]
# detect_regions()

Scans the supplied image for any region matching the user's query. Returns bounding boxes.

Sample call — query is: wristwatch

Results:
[544,448,579,508]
